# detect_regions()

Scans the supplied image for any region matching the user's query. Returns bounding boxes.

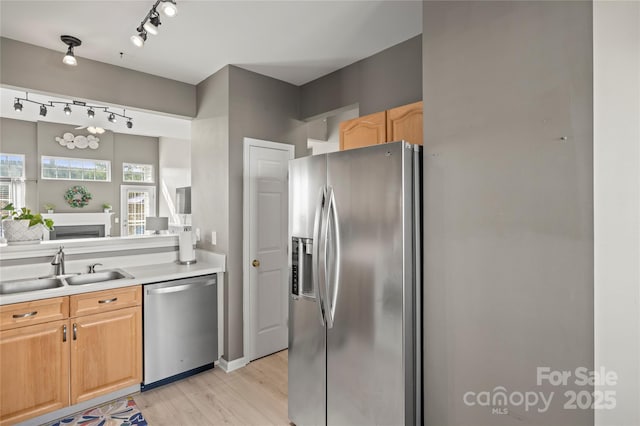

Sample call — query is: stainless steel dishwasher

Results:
[142,274,217,390]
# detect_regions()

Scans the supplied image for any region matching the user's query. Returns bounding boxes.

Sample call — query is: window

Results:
[41,156,111,182]
[0,182,12,209]
[123,163,154,183]
[0,153,25,209]
[0,153,25,178]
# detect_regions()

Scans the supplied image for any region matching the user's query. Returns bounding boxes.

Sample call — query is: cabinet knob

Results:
[252,259,260,268]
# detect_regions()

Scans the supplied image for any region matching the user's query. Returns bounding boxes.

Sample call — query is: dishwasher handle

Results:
[146,279,216,295]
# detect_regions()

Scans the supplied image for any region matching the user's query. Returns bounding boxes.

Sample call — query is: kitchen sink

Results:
[65,269,133,286]
[0,278,65,295]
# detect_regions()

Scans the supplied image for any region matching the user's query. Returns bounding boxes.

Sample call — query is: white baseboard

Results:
[218,356,248,373]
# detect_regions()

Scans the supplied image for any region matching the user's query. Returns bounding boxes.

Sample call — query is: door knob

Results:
[252,259,260,268]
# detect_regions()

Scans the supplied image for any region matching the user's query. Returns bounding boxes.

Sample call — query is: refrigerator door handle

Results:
[326,186,340,329]
[321,186,339,329]
[312,185,327,326]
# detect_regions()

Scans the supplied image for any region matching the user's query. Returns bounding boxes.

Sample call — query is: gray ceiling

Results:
[0,1,422,86]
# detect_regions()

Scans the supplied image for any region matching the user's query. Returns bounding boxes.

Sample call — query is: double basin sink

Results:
[0,269,133,295]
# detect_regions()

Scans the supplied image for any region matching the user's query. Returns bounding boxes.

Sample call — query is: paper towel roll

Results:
[178,230,196,263]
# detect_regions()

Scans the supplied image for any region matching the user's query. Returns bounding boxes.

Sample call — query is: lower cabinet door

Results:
[71,307,142,404]
[0,320,69,425]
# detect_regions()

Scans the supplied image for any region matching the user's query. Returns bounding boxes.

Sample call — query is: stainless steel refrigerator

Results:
[288,141,422,426]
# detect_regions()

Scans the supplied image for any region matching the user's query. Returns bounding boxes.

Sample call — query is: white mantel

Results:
[43,212,114,236]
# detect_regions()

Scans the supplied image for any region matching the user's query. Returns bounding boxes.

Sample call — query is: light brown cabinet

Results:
[386,101,423,146]
[0,320,69,426]
[71,306,142,404]
[69,286,142,404]
[339,111,386,151]
[0,286,142,424]
[339,101,423,151]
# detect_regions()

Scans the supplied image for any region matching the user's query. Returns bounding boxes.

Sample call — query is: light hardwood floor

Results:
[134,350,289,425]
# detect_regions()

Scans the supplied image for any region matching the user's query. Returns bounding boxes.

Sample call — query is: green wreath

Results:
[65,185,93,208]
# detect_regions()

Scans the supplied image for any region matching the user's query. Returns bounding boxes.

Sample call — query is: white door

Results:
[120,185,156,236]
[244,138,294,361]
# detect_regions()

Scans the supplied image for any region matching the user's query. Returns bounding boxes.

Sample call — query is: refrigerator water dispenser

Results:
[291,237,314,298]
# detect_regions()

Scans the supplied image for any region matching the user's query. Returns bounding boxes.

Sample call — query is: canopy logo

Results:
[463,387,553,414]
[462,367,618,415]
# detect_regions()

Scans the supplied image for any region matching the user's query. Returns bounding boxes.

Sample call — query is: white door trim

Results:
[243,137,295,362]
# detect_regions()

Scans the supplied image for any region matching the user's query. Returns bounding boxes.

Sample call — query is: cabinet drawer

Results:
[0,297,69,331]
[70,286,141,317]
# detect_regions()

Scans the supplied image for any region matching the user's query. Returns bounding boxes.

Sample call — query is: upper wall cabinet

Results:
[339,101,423,151]
[386,101,423,146]
[339,111,386,151]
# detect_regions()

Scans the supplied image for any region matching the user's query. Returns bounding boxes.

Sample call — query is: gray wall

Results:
[1,38,196,118]
[0,118,38,208]
[37,121,116,216]
[158,137,191,222]
[1,118,159,236]
[300,35,422,118]
[422,2,593,425]
[113,132,160,236]
[191,66,231,358]
[192,65,306,361]
[227,65,307,360]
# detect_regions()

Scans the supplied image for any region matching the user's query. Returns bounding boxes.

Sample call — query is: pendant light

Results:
[60,35,81,66]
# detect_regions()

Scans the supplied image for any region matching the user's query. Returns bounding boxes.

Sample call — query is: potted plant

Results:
[1,204,55,243]
[43,202,56,214]
[102,203,112,213]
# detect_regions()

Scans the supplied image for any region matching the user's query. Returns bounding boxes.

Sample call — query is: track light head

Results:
[143,12,161,35]
[40,104,48,117]
[87,108,95,118]
[159,0,178,17]
[13,99,23,112]
[64,104,72,115]
[60,35,81,66]
[108,113,117,123]
[126,119,133,129]
[130,29,147,48]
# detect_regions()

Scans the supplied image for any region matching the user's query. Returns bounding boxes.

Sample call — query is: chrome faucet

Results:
[88,263,103,273]
[51,246,65,276]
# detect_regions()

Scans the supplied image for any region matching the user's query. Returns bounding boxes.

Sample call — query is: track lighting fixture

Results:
[143,12,161,35]
[131,28,147,48]
[132,1,177,47]
[11,92,134,130]
[60,35,81,66]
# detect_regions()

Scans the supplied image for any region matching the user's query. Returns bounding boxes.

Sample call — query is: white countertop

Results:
[0,249,225,305]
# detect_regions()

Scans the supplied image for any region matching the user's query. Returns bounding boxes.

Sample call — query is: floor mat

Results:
[45,396,147,426]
